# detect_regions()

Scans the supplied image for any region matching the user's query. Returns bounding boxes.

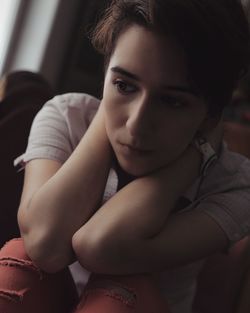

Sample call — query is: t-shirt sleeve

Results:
[14,93,99,169]
[195,189,250,245]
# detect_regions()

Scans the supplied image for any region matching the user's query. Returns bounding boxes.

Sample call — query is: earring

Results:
[193,134,218,176]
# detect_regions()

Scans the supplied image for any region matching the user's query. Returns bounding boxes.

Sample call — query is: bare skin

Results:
[18,25,227,274]
[18,105,113,272]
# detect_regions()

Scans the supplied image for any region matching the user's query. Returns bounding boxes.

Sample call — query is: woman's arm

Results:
[72,123,228,274]
[18,103,113,273]
[73,207,228,275]
[72,145,225,274]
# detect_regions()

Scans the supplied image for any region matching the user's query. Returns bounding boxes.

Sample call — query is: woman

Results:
[1,1,250,313]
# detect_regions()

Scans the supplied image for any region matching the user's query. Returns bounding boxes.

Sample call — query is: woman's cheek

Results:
[167,125,197,156]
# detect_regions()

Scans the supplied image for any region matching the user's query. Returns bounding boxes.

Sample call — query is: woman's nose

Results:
[126,96,154,137]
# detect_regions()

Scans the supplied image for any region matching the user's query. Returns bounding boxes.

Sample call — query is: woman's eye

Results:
[160,95,184,108]
[113,79,137,94]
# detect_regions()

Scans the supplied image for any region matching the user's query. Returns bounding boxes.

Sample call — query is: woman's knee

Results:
[0,238,78,313]
[75,274,170,313]
[0,238,41,311]
[0,238,38,298]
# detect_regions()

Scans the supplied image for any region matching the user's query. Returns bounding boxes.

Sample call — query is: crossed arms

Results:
[18,104,228,274]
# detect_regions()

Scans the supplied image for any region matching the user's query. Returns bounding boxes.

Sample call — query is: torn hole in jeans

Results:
[0,256,42,303]
[84,278,137,307]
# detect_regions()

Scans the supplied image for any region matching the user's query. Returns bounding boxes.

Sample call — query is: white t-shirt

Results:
[15,93,250,313]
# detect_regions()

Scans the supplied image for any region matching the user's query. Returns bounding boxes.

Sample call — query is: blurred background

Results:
[0,0,111,98]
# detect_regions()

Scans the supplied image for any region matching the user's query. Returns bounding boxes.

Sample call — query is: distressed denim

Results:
[0,238,78,313]
[76,274,170,313]
[0,238,170,313]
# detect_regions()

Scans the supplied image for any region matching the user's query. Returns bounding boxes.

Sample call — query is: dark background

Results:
[52,0,110,98]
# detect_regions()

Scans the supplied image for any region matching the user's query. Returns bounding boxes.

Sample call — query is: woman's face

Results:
[102,25,210,176]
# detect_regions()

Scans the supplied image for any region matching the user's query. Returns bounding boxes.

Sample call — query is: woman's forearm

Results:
[72,125,224,274]
[20,105,112,272]
[72,145,201,273]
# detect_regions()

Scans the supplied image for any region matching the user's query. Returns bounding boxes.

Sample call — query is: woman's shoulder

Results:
[204,142,250,193]
[44,92,100,118]
[15,93,101,167]
[184,143,250,203]
[187,144,250,245]
[36,92,101,140]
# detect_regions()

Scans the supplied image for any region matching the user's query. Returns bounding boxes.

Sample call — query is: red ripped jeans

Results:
[0,238,170,313]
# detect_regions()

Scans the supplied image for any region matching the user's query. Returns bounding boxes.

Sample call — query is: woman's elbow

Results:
[72,228,124,274]
[18,209,66,273]
[23,230,63,272]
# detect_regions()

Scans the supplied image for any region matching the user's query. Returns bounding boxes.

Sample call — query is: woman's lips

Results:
[118,142,153,156]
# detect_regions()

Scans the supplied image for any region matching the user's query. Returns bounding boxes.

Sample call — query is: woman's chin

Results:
[118,159,154,177]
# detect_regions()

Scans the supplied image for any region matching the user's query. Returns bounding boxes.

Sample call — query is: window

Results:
[0,0,20,75]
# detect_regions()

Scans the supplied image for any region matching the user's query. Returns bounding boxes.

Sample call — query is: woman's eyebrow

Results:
[110,66,198,96]
[110,66,140,80]
[163,85,199,96]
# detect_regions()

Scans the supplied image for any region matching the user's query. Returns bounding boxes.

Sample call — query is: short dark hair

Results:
[92,0,250,117]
